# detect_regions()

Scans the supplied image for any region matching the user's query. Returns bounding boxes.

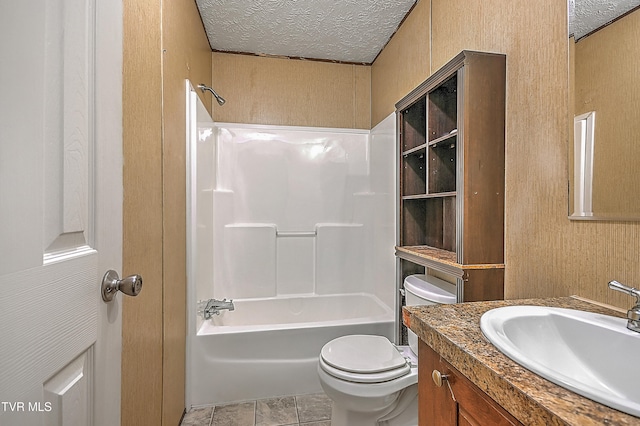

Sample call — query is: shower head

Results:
[198,83,226,106]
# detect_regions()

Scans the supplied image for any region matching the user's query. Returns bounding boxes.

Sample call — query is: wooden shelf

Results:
[428,131,457,148]
[402,192,456,200]
[395,50,506,305]
[402,143,427,157]
[396,245,505,272]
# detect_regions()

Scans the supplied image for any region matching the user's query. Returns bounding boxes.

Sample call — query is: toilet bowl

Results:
[317,275,456,426]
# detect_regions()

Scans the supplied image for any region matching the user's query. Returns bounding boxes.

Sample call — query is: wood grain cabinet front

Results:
[419,341,523,426]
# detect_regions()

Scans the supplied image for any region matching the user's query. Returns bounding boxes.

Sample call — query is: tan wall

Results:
[430,0,569,298]
[371,0,430,127]
[212,53,371,129]
[161,0,213,424]
[122,0,212,424]
[574,10,640,217]
[122,0,163,423]
[370,0,640,309]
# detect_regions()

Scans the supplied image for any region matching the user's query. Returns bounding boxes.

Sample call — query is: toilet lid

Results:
[320,335,407,374]
[319,356,411,384]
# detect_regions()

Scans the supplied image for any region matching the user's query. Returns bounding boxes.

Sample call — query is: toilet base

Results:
[328,385,418,426]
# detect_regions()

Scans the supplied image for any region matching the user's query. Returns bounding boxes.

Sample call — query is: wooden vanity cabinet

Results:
[419,341,523,426]
[395,50,506,314]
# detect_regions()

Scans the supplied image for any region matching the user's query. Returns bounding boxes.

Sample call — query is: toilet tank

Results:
[404,274,456,355]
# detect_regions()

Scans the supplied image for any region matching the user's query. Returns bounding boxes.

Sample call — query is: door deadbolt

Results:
[101,270,143,302]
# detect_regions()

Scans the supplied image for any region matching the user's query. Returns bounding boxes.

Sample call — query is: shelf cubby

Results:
[402,147,427,196]
[401,97,426,152]
[428,75,458,142]
[401,196,456,252]
[428,138,456,194]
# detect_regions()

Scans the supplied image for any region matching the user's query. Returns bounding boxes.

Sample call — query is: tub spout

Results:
[201,298,235,319]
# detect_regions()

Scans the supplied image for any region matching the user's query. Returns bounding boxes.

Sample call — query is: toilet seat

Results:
[319,335,410,384]
[319,356,410,383]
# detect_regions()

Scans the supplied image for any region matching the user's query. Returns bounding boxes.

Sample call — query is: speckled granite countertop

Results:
[403,297,640,425]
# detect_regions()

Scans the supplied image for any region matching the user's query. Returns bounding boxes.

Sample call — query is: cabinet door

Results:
[419,341,523,426]
[419,341,457,425]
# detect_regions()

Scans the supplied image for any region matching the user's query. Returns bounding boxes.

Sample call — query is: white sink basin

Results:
[480,306,640,417]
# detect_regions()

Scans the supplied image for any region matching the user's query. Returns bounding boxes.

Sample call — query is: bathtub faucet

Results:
[201,298,235,319]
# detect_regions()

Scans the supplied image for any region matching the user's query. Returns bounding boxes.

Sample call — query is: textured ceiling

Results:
[196,0,416,64]
[570,0,640,40]
[198,1,639,62]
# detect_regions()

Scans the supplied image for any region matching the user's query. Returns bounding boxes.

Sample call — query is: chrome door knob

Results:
[101,270,143,302]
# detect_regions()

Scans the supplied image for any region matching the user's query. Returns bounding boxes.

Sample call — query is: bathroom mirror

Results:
[568,0,640,221]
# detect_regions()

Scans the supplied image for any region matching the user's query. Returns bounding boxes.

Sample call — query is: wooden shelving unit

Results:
[395,51,506,310]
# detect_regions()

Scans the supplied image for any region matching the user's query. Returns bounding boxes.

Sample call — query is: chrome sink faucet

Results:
[608,280,640,333]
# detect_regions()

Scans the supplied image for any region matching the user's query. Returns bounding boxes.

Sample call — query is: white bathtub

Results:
[187,293,394,407]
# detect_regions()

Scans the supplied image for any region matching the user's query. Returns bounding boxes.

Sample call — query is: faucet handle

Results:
[608,280,640,303]
[608,281,640,333]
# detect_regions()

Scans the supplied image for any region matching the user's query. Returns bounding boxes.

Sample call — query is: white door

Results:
[0,1,124,426]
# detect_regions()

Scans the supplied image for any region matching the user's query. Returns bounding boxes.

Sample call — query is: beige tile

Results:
[300,422,331,426]
[256,396,298,426]
[212,402,256,426]
[181,406,213,426]
[296,393,332,423]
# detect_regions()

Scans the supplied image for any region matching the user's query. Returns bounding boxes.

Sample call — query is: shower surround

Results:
[213,124,393,301]
[186,105,396,406]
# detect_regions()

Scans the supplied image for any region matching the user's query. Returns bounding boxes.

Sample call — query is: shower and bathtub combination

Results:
[185,82,397,407]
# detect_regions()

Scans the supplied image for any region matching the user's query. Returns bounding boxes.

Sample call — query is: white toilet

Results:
[317,274,456,426]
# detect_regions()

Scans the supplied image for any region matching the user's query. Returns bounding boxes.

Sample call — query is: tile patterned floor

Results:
[181,393,332,426]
